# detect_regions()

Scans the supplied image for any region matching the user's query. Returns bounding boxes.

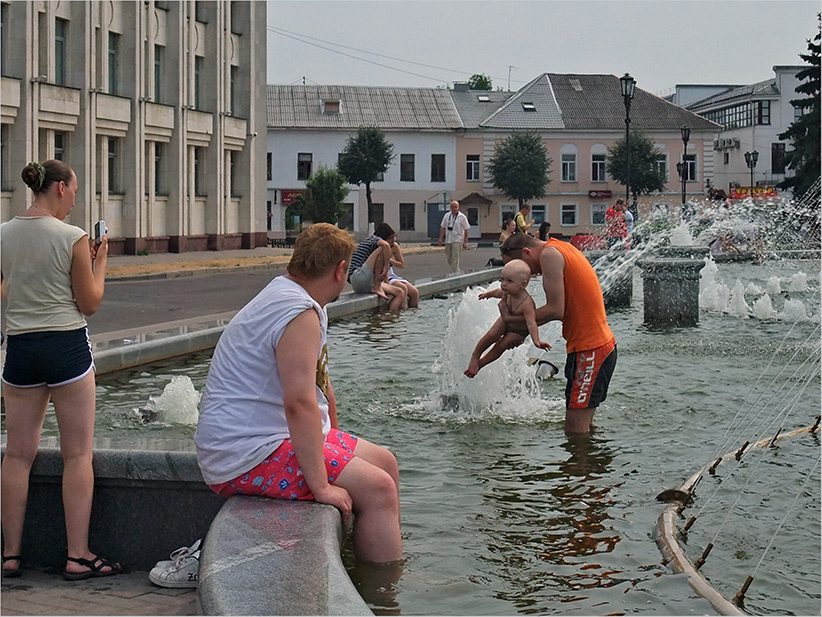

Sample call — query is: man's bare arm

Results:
[533,246,565,325]
[278,309,352,520]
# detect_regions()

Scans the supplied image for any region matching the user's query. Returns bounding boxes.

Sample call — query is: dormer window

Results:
[522,102,536,112]
[322,100,340,114]
[477,94,490,102]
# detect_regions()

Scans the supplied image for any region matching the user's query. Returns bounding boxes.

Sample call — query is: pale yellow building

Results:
[1,0,267,253]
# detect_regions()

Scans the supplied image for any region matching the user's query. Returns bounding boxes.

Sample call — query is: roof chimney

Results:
[453,81,469,92]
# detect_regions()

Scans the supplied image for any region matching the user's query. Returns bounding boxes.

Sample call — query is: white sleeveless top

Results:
[1,216,88,335]
[194,276,330,485]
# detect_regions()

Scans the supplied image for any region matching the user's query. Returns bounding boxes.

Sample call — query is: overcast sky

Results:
[266,0,817,95]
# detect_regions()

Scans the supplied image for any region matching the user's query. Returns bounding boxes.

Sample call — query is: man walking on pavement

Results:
[438,200,470,273]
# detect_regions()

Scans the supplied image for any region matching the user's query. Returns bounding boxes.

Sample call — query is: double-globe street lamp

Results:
[744,150,759,200]
[620,73,636,206]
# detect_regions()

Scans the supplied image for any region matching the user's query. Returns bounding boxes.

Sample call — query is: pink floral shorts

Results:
[210,429,359,501]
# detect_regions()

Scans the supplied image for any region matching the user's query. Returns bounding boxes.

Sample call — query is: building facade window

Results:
[560,203,578,226]
[531,204,546,224]
[195,1,206,22]
[771,143,786,175]
[297,153,312,180]
[654,154,668,180]
[338,203,354,230]
[399,203,415,231]
[400,154,415,181]
[466,154,480,181]
[108,32,119,95]
[154,142,164,194]
[591,153,606,182]
[55,17,67,86]
[194,56,203,109]
[755,100,770,125]
[108,137,119,193]
[1,123,9,190]
[266,152,272,181]
[561,153,577,182]
[724,152,729,165]
[54,132,66,161]
[154,45,163,102]
[1,3,9,76]
[684,154,697,182]
[591,203,606,226]
[229,151,238,197]
[368,202,383,225]
[430,154,445,182]
[194,147,205,196]
[230,65,237,115]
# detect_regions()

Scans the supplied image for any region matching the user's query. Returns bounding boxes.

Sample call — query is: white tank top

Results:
[194,276,330,485]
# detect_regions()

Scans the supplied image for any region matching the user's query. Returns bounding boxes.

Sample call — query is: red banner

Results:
[729,186,778,199]
[281,190,304,205]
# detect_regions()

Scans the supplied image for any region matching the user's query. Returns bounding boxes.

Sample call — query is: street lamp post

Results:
[680,126,690,212]
[620,73,636,206]
[744,150,759,200]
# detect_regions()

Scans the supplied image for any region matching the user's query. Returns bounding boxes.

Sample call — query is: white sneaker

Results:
[152,539,202,570]
[149,542,201,588]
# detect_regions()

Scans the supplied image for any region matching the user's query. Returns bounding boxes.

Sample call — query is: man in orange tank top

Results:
[490,233,617,434]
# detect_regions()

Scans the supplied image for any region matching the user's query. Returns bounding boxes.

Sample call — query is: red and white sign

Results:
[729,186,778,199]
[588,190,612,199]
[281,190,304,205]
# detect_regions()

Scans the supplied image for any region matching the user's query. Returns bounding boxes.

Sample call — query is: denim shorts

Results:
[349,264,374,294]
[2,327,94,388]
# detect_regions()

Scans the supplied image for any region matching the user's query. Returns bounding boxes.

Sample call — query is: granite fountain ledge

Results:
[93,267,502,375]
[198,497,372,616]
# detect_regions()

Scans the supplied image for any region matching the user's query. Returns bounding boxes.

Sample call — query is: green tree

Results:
[290,165,350,225]
[338,126,395,215]
[777,15,820,197]
[468,73,492,90]
[486,132,552,208]
[607,129,667,205]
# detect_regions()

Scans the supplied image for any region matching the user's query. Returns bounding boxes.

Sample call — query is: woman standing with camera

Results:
[1,160,121,580]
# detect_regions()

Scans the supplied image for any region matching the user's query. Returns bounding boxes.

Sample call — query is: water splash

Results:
[727,280,753,317]
[780,299,809,322]
[752,294,776,320]
[426,286,565,424]
[670,222,695,246]
[766,276,782,295]
[141,375,201,425]
[789,272,808,292]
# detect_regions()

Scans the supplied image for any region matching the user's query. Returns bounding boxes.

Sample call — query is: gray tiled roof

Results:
[448,90,513,128]
[266,85,463,130]
[448,73,718,132]
[480,74,565,129]
[546,73,719,131]
[686,79,780,111]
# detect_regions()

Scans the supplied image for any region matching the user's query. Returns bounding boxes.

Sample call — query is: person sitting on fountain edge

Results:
[465,259,552,378]
[491,233,617,434]
[194,223,402,565]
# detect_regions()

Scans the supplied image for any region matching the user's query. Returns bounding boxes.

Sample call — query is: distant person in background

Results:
[375,223,419,309]
[438,200,470,273]
[499,219,516,246]
[622,205,634,235]
[515,203,535,235]
[348,225,407,310]
[605,198,628,248]
[1,160,121,581]
[538,221,552,241]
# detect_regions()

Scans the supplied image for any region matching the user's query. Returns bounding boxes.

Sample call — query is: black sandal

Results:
[2,555,22,579]
[63,555,123,581]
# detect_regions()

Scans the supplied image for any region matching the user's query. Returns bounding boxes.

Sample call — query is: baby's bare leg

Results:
[465,318,507,377]
[469,331,526,376]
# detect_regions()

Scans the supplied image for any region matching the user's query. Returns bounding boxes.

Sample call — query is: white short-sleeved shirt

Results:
[194,276,330,485]
[440,211,470,244]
